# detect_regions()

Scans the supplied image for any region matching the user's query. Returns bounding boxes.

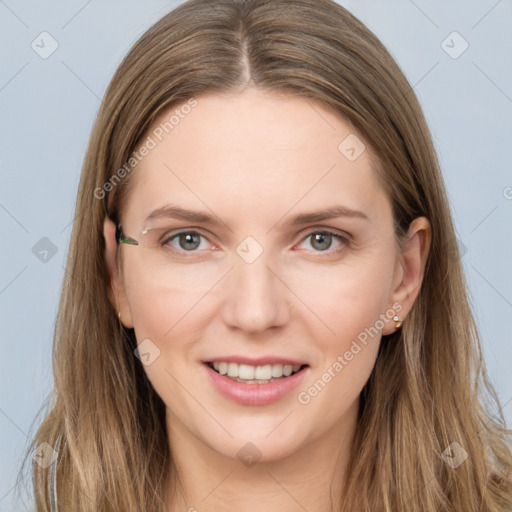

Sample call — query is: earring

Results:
[393,315,402,329]
[118,310,122,321]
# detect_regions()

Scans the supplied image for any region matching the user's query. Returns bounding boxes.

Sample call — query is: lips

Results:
[201,358,310,406]
[203,355,308,383]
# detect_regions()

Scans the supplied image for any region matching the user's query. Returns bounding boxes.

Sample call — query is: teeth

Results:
[211,361,302,380]
[283,365,293,377]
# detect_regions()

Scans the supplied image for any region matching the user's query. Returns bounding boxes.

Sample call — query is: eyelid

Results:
[158,226,219,244]
[160,225,351,255]
[297,225,351,242]
[294,227,351,254]
[160,228,219,253]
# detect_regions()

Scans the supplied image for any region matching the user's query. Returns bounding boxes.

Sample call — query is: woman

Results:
[19,0,512,510]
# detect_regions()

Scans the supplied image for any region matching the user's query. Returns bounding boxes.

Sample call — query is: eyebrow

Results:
[143,204,370,227]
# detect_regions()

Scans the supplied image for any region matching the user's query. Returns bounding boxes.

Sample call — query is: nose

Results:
[221,249,290,334]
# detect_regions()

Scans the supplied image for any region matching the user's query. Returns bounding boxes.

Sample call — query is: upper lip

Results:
[203,356,308,367]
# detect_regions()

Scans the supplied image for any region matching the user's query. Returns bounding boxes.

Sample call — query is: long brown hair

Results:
[17,0,512,510]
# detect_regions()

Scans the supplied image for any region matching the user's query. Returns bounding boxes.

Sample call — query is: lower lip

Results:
[202,363,309,406]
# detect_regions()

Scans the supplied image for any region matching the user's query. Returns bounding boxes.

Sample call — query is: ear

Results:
[382,216,431,335]
[103,216,134,328]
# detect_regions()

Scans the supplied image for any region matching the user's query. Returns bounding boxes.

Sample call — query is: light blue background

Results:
[1,1,511,509]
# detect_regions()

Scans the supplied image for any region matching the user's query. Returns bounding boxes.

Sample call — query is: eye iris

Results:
[311,232,332,251]
[179,233,201,251]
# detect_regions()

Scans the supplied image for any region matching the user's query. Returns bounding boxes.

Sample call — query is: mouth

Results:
[205,361,308,385]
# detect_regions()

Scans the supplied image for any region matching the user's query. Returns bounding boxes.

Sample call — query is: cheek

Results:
[123,254,221,339]
[124,279,203,413]
[291,251,396,412]
[127,281,202,350]
[286,248,396,339]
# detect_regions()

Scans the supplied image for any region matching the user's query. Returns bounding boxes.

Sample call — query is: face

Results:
[105,87,425,463]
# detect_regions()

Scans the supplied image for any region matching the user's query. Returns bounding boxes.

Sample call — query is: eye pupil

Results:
[311,233,332,251]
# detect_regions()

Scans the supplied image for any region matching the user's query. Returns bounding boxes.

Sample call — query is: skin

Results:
[103,87,431,512]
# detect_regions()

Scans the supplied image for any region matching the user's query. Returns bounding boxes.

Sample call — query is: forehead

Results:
[124,88,390,229]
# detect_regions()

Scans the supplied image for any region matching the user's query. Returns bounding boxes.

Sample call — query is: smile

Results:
[202,360,310,406]
[207,361,305,383]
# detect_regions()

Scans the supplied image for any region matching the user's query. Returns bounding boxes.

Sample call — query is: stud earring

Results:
[393,315,402,329]
[115,294,123,324]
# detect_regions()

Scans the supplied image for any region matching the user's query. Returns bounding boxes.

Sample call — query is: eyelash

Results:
[159,229,350,257]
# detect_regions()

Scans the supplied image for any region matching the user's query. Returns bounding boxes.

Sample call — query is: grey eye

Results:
[161,231,206,252]
[309,232,333,251]
[176,232,202,251]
